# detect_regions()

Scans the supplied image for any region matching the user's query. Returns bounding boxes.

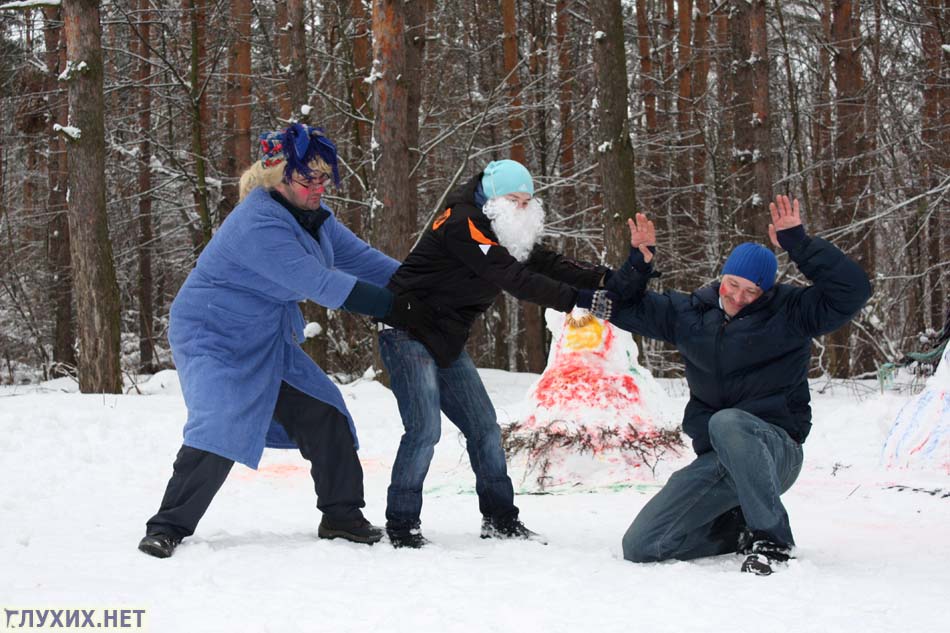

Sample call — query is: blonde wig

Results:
[238,156,333,202]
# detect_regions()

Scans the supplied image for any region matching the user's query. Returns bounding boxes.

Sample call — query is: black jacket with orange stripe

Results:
[386,172,608,367]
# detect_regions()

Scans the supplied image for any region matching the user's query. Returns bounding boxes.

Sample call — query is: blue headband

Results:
[258,123,340,186]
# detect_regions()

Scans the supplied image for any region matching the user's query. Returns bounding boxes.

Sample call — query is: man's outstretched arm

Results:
[768,195,873,337]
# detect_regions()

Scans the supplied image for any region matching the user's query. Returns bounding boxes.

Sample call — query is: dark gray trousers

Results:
[145,382,365,539]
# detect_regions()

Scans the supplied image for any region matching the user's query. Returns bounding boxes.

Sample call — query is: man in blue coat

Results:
[138,123,432,558]
[607,195,872,575]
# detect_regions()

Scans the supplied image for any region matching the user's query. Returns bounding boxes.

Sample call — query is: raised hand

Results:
[768,195,803,249]
[627,212,656,263]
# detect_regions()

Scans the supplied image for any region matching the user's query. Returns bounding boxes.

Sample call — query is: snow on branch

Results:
[58,61,88,82]
[53,124,81,140]
[0,0,60,9]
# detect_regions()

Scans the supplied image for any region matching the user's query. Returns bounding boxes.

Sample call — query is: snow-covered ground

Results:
[1,370,948,633]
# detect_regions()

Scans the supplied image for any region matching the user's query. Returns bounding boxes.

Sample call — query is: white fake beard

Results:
[482,196,546,262]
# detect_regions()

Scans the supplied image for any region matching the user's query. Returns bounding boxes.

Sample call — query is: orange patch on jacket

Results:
[433,208,452,230]
[468,218,499,245]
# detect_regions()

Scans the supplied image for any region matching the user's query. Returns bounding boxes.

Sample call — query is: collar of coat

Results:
[269,190,331,241]
[444,172,484,211]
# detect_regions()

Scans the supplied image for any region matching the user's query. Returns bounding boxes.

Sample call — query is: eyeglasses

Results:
[291,173,331,189]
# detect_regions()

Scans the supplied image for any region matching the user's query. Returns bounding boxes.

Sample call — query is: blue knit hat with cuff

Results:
[722,242,777,292]
[482,159,534,198]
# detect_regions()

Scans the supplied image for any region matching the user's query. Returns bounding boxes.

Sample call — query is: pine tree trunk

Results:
[43,7,77,377]
[221,0,253,221]
[405,0,427,222]
[730,0,757,240]
[691,0,710,219]
[501,0,526,163]
[591,0,638,266]
[135,0,156,371]
[275,0,292,118]
[372,0,414,259]
[288,0,309,114]
[827,0,870,377]
[62,0,122,393]
[813,0,834,231]
[922,0,948,332]
[555,0,576,214]
[187,0,212,247]
[348,0,373,222]
[676,0,702,283]
[712,8,732,240]
[750,0,772,222]
[519,0,547,374]
[635,0,657,219]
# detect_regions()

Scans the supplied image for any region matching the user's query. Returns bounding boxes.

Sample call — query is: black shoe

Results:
[740,539,793,576]
[737,527,754,556]
[387,525,430,549]
[318,516,383,545]
[480,516,548,545]
[138,533,181,559]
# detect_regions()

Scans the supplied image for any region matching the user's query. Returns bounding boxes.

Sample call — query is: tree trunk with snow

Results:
[62,0,122,393]
[590,0,638,266]
[730,0,758,241]
[288,0,309,116]
[750,0,772,223]
[43,7,77,377]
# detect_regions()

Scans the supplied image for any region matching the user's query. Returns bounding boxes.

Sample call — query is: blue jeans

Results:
[379,328,517,529]
[622,408,803,562]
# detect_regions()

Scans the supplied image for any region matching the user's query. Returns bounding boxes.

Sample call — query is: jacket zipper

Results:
[715,318,728,407]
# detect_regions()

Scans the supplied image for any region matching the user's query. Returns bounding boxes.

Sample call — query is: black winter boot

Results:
[737,527,754,556]
[318,516,383,544]
[138,533,182,559]
[740,539,793,576]
[480,516,548,544]
[387,525,430,549]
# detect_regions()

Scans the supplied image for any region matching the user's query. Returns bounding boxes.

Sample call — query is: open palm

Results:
[627,213,656,263]
[768,195,803,248]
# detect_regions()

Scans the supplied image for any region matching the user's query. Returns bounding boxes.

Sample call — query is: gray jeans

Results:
[622,408,803,562]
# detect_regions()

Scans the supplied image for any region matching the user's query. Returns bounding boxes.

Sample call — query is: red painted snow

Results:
[532,360,640,410]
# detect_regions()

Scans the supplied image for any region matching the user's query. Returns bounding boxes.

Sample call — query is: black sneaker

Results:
[318,516,383,545]
[480,516,548,545]
[740,539,793,576]
[387,525,430,549]
[138,533,181,559]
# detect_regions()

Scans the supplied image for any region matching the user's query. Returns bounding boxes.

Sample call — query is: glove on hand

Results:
[574,289,619,321]
[383,293,435,331]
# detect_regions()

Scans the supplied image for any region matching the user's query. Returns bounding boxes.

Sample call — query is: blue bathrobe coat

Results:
[168,187,400,468]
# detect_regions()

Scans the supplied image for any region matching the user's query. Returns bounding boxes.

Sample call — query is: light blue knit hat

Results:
[722,242,778,291]
[482,159,534,198]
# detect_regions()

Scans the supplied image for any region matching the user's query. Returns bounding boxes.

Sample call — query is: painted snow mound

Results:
[882,343,950,473]
[504,309,683,491]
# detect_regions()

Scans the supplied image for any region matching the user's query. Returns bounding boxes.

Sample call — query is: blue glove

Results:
[575,289,619,320]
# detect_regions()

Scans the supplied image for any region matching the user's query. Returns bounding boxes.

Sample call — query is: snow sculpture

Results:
[503,309,682,490]
[882,343,950,473]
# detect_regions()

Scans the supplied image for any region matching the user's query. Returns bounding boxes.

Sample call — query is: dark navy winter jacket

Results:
[608,235,872,455]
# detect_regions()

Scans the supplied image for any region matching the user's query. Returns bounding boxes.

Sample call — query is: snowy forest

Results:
[0,0,946,391]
